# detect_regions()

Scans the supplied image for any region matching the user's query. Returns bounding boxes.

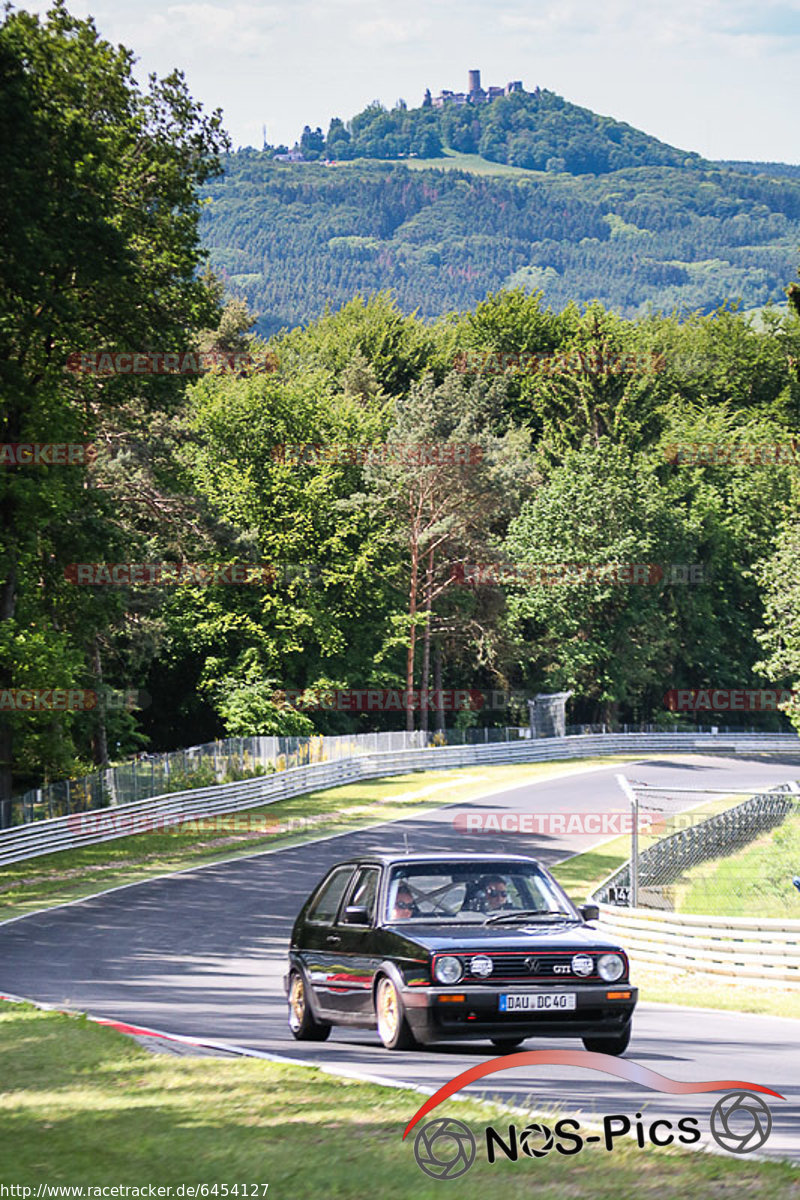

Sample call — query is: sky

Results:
[18,0,800,162]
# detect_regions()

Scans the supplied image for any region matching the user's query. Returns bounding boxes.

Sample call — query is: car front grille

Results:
[460,950,604,982]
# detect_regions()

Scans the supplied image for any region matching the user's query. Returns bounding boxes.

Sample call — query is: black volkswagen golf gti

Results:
[286,853,637,1053]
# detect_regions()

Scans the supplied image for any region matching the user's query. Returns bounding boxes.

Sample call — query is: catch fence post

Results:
[616,774,639,908]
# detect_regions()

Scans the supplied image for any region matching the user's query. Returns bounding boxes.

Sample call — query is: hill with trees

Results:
[201,151,800,337]
[289,86,705,175]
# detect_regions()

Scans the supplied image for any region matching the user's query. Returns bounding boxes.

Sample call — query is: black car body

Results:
[285,853,637,1053]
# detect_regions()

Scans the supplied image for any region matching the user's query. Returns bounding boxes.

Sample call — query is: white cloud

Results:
[115,2,284,58]
[351,16,431,46]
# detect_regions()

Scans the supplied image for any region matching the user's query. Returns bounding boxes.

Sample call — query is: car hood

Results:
[383,921,626,954]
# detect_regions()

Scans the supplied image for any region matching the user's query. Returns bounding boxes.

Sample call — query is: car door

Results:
[322,865,382,1019]
[299,864,357,1018]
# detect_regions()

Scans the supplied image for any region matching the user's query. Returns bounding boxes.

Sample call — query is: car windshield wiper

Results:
[483,909,579,926]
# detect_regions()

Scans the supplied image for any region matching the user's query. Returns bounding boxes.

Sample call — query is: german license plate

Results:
[499,992,577,1012]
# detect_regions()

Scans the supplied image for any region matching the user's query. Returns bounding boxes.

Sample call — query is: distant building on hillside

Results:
[274,146,306,163]
[431,70,526,107]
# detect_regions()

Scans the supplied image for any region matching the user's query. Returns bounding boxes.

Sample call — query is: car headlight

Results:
[434,955,464,984]
[597,953,625,982]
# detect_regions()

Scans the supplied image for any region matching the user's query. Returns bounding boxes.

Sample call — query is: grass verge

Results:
[0,757,636,923]
[675,810,800,917]
[1,1000,797,1196]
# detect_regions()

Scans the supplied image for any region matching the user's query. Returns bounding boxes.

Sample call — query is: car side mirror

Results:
[580,903,600,923]
[342,904,371,925]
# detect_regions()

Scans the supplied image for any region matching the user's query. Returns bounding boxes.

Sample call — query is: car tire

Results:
[582,1025,631,1056]
[287,969,331,1041]
[375,975,418,1051]
[490,1037,526,1052]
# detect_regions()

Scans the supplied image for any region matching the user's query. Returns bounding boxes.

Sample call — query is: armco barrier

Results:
[1,731,799,867]
[597,903,800,988]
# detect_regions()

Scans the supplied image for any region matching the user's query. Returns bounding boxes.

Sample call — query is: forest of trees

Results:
[200,153,800,337]
[4,6,800,808]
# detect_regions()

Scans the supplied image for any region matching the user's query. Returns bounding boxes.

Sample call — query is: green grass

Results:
[674,809,800,917]
[0,757,638,923]
[1,1001,798,1195]
[350,148,551,179]
[634,967,800,1020]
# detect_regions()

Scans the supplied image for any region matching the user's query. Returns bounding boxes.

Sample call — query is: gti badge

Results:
[470,955,493,978]
[571,953,594,976]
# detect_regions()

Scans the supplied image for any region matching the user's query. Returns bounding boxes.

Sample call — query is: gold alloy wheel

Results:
[289,972,306,1032]
[377,978,400,1043]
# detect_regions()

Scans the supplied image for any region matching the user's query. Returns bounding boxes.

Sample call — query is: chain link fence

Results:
[595,779,800,916]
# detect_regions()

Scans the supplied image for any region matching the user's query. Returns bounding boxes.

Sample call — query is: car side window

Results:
[344,867,379,923]
[307,866,355,924]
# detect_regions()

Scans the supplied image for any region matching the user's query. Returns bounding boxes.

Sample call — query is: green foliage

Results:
[200,155,800,337]
[504,442,682,719]
[0,2,228,800]
[6,7,800,788]
[161,763,219,793]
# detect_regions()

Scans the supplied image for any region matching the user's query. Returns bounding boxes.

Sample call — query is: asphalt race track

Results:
[2,753,799,1163]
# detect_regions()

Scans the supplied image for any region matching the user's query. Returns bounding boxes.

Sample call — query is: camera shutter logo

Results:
[413,1117,476,1179]
[520,1122,555,1158]
[710,1091,772,1153]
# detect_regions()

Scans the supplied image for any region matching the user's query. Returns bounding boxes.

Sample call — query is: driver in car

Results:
[479,874,515,913]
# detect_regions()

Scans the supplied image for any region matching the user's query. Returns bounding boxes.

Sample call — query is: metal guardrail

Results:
[4,729,440,827]
[6,722,777,828]
[2,730,800,867]
[597,903,800,987]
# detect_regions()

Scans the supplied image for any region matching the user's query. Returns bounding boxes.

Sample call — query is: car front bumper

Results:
[399,982,638,1044]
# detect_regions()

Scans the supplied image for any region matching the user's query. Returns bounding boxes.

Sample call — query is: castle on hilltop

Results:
[427,69,527,108]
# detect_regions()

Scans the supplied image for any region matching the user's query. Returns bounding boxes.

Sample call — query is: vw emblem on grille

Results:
[571,954,594,977]
[524,957,541,974]
[470,955,493,977]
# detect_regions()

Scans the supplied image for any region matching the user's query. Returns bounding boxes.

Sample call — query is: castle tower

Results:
[468,69,481,95]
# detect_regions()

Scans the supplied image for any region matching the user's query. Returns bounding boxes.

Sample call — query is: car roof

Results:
[332,853,543,868]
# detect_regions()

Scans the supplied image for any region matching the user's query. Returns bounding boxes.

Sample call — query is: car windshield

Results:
[384,862,576,922]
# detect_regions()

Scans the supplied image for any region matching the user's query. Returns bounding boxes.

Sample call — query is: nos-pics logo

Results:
[404,1052,782,1179]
